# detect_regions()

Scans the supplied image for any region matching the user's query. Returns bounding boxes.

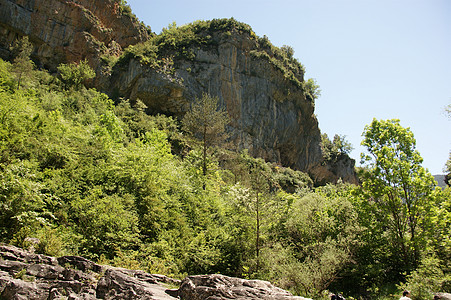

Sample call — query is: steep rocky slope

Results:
[109,22,357,183]
[0,0,150,71]
[0,244,310,299]
[0,0,357,184]
[110,27,322,172]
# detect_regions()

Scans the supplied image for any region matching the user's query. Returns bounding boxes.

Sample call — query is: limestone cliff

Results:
[0,0,150,71]
[109,21,356,182]
[0,1,357,184]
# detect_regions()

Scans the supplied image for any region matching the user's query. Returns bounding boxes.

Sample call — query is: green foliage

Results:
[361,119,436,271]
[270,164,313,193]
[117,18,256,68]
[182,93,229,180]
[302,78,321,101]
[10,36,34,90]
[321,133,353,164]
[279,184,361,296]
[1,57,450,300]
[399,255,451,300]
[0,57,14,92]
[57,60,95,90]
[0,160,51,240]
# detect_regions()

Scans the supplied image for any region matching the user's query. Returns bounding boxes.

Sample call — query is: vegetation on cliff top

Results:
[1,40,450,299]
[113,18,320,101]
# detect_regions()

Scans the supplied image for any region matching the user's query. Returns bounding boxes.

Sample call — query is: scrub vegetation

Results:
[0,36,450,300]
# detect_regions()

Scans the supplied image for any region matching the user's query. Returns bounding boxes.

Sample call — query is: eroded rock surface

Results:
[0,245,311,299]
[109,27,357,184]
[0,0,150,71]
[0,0,358,185]
[176,274,311,300]
[0,244,179,299]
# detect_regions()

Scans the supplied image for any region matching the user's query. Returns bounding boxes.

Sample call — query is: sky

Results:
[126,0,451,174]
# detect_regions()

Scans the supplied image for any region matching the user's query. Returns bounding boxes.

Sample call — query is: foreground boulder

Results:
[0,244,308,299]
[0,244,179,299]
[176,274,310,300]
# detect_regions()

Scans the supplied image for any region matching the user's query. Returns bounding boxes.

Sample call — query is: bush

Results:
[57,60,95,90]
[399,255,451,300]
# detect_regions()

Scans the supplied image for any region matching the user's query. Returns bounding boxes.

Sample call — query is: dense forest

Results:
[0,36,450,300]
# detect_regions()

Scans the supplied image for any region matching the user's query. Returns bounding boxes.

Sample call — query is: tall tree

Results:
[360,119,436,273]
[182,93,229,187]
[445,103,451,186]
[10,36,34,90]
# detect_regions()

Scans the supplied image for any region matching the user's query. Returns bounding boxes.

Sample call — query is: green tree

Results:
[182,93,229,187]
[302,78,321,101]
[445,103,451,186]
[242,153,273,273]
[10,36,34,90]
[57,60,95,90]
[360,119,437,274]
[321,133,353,163]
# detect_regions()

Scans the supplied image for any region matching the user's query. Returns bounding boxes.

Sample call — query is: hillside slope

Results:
[0,0,357,184]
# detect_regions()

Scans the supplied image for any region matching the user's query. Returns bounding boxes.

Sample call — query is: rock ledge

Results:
[0,244,309,299]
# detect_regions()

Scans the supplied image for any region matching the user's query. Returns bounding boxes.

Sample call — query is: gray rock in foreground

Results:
[0,244,308,299]
[0,244,179,299]
[176,274,311,300]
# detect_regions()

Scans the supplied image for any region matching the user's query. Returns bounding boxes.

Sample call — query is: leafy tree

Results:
[445,103,451,186]
[182,93,229,187]
[360,119,437,274]
[240,152,273,273]
[321,133,353,163]
[10,36,34,90]
[281,45,294,59]
[0,59,14,92]
[57,60,95,90]
[302,78,321,101]
[399,254,451,300]
[244,182,361,297]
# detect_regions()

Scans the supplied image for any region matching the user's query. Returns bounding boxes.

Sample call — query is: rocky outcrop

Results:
[0,0,150,71]
[110,26,356,183]
[0,244,180,299]
[0,244,309,299]
[111,29,321,172]
[176,274,311,300]
[0,0,357,184]
[309,154,359,185]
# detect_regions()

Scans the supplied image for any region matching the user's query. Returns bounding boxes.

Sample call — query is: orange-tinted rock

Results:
[0,0,150,71]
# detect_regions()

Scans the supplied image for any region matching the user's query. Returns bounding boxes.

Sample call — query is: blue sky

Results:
[126,0,451,174]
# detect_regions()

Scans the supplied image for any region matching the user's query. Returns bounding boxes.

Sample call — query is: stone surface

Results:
[0,244,313,299]
[110,28,357,184]
[0,244,179,299]
[437,293,451,300]
[0,0,150,72]
[0,0,357,184]
[176,274,311,300]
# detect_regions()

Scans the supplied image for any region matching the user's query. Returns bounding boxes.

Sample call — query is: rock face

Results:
[0,244,308,299]
[110,27,356,183]
[0,244,181,299]
[309,154,359,185]
[0,0,150,71]
[0,0,357,184]
[111,31,311,175]
[176,274,311,300]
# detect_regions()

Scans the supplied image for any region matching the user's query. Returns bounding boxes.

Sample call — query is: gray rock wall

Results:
[111,30,325,174]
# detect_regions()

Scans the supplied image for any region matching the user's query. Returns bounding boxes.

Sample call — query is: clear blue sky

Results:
[127,0,451,174]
